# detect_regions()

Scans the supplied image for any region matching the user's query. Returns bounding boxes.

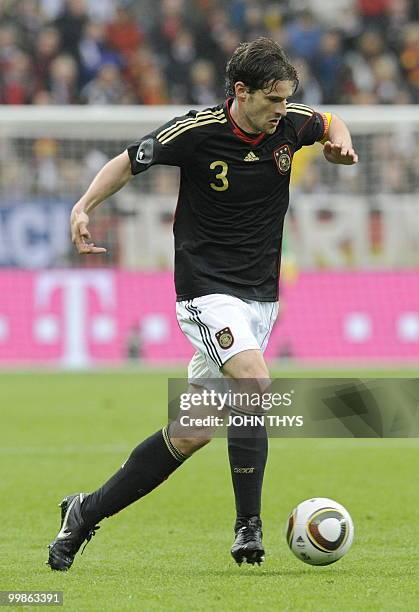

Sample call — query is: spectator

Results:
[16,0,44,48]
[385,0,413,48]
[195,6,230,68]
[338,4,364,48]
[85,0,116,23]
[189,59,219,105]
[78,21,121,86]
[228,0,248,30]
[40,0,65,20]
[214,28,241,76]
[0,50,34,104]
[31,138,60,195]
[53,0,88,59]
[106,6,144,60]
[345,29,394,100]
[151,0,186,56]
[307,0,356,27]
[166,27,197,99]
[0,24,20,69]
[136,67,169,104]
[33,27,61,94]
[285,10,324,60]
[264,3,284,35]
[292,58,323,106]
[314,31,346,102]
[242,4,266,41]
[372,54,405,103]
[80,63,131,105]
[126,45,168,103]
[399,23,419,102]
[125,324,143,361]
[357,0,390,29]
[48,54,79,103]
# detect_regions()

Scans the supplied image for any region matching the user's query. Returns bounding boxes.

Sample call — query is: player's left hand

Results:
[323,141,358,165]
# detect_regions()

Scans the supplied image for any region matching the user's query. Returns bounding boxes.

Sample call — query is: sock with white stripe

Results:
[80,427,187,526]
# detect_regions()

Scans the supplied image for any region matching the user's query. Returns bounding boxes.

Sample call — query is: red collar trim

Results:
[225,97,266,146]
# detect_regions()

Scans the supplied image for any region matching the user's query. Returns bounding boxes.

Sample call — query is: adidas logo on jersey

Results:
[244,151,259,161]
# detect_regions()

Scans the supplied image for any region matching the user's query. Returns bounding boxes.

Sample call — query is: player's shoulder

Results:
[284,103,318,130]
[283,103,330,146]
[155,103,227,146]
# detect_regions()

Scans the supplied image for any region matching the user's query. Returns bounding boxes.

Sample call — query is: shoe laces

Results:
[81,525,100,555]
[236,516,261,530]
[237,526,251,544]
[239,524,260,543]
[235,515,262,538]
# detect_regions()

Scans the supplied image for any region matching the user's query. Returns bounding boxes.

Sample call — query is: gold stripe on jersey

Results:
[286,108,313,117]
[286,103,314,114]
[159,116,227,144]
[157,108,225,142]
[158,110,225,143]
[157,107,225,140]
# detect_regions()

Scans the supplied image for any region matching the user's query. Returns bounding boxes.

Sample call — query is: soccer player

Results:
[46,38,358,571]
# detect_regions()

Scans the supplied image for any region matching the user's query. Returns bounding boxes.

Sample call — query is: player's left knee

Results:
[242,369,271,386]
[222,350,270,382]
[231,371,272,396]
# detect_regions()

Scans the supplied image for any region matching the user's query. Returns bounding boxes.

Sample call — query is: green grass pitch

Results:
[1,370,418,611]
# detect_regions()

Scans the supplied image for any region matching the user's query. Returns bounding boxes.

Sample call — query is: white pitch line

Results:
[1,439,418,456]
[0,444,132,455]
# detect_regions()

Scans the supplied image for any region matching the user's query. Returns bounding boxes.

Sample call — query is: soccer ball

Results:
[286,497,354,566]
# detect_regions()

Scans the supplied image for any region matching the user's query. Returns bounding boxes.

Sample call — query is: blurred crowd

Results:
[1,0,419,106]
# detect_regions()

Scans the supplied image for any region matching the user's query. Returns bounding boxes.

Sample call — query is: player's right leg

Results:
[46,396,212,571]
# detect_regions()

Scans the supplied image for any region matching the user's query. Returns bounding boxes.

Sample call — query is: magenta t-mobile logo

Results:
[34,271,116,367]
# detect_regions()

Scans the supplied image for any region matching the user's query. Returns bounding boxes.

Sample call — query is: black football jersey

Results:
[127,99,328,301]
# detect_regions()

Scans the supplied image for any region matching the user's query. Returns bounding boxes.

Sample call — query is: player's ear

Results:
[234,81,248,101]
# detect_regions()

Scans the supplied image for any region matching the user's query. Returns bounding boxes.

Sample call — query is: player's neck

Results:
[230,98,261,135]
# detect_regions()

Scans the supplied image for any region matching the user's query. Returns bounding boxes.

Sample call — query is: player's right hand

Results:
[70,207,107,254]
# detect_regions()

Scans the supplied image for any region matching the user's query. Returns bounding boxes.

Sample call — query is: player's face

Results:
[243,80,294,134]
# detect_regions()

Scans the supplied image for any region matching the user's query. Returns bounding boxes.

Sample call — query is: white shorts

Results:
[176,294,279,380]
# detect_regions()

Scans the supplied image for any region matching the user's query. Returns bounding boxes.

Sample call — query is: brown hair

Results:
[225,37,299,97]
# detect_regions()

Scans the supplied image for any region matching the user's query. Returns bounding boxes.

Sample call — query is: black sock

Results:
[227,412,268,523]
[81,427,187,526]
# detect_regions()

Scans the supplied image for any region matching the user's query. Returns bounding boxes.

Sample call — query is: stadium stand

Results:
[1,0,419,106]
